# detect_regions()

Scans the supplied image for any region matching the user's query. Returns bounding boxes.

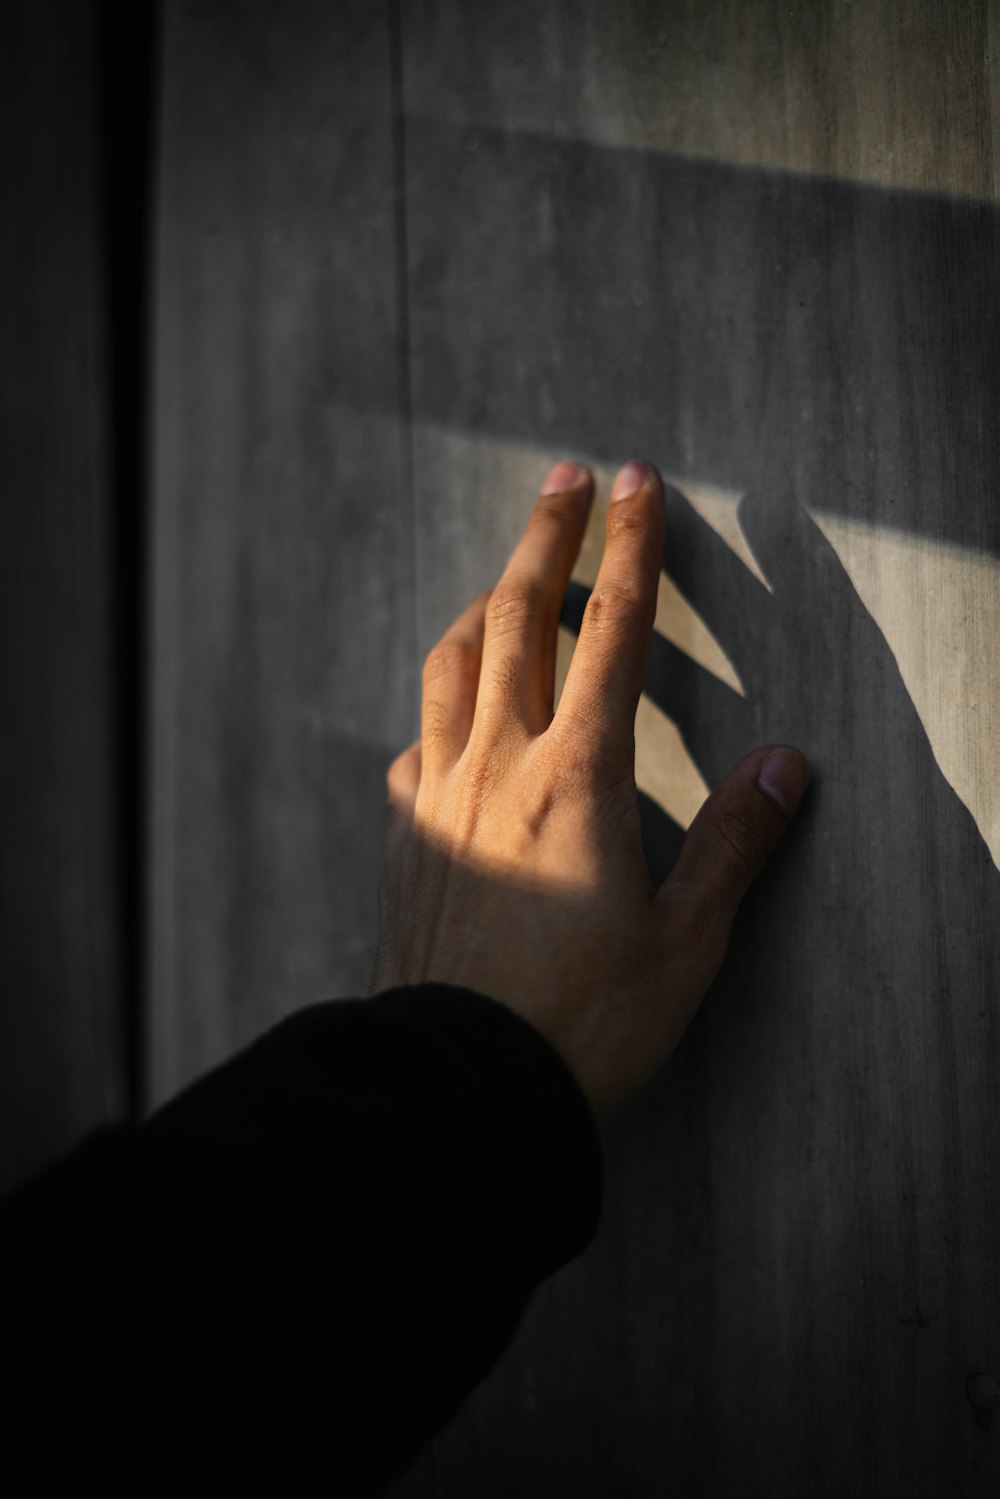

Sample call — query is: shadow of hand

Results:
[561,479,1000,1460]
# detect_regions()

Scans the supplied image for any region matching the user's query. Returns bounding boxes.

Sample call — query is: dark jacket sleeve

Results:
[1,983,603,1493]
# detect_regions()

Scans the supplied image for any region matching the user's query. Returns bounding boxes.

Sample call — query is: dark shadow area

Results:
[399,111,1000,1493]
[95,0,161,1120]
[375,477,1000,1494]
[402,117,1000,558]
[529,478,1000,1495]
[0,0,159,1189]
[0,0,154,1192]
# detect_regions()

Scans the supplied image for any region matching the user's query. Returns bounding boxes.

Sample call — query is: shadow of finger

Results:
[662,481,772,684]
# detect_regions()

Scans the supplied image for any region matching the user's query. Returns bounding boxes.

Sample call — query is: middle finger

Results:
[553,460,665,782]
[474,460,594,739]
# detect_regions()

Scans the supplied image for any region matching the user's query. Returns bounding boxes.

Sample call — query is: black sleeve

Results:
[0,983,604,1493]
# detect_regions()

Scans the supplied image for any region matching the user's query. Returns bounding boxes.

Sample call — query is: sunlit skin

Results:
[370,460,810,1123]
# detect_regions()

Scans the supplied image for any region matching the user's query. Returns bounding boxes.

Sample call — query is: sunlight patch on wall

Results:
[565,464,1000,870]
[414,422,1000,870]
[806,511,1000,871]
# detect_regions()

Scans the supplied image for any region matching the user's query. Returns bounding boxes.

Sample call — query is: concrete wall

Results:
[150,3,999,1493]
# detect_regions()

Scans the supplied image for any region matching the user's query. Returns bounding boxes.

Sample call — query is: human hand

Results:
[368,460,811,1122]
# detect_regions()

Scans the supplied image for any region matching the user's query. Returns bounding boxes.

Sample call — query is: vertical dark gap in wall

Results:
[389,0,420,681]
[388,7,435,1496]
[94,0,162,1125]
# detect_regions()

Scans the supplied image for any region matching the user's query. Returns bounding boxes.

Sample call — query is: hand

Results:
[368,460,810,1122]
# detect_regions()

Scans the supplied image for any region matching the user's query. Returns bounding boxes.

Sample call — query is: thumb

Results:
[659,745,811,939]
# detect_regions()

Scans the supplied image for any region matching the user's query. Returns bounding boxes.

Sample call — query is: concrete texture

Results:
[152,3,1000,1493]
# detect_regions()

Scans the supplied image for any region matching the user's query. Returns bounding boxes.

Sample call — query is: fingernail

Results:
[758,748,811,814]
[543,461,588,494]
[611,460,649,501]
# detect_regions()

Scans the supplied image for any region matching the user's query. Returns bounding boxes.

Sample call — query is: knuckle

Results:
[423,637,478,685]
[539,733,592,791]
[420,696,452,749]
[661,878,729,966]
[595,765,640,823]
[486,578,544,633]
[528,494,580,533]
[453,744,502,829]
[488,652,521,700]
[605,501,651,540]
[584,580,645,630]
[711,803,768,882]
[541,723,631,801]
[682,903,730,975]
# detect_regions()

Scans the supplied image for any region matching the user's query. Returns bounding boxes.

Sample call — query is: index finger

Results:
[552,460,665,780]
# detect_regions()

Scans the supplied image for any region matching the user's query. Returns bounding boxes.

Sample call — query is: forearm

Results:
[1,984,603,1490]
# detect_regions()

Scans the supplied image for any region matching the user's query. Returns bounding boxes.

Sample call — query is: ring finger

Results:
[420,588,493,779]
